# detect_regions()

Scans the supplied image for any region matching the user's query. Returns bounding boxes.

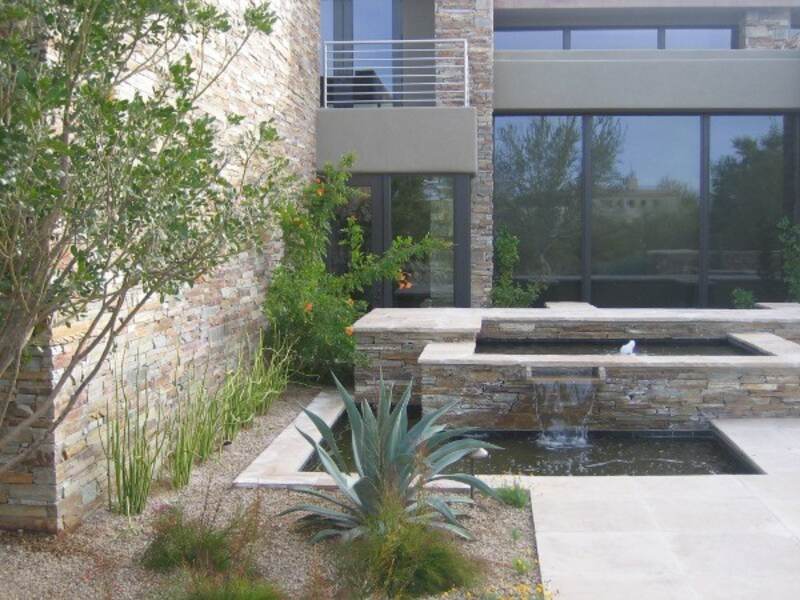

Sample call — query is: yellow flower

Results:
[344,326,354,336]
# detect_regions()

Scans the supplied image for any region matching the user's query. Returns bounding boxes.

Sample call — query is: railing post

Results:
[463,39,469,107]
[322,42,328,108]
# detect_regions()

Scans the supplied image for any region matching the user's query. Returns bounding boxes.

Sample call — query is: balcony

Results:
[317,39,478,174]
[322,39,469,108]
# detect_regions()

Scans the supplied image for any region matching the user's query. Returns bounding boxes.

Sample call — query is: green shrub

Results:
[512,557,533,575]
[491,228,547,308]
[778,217,800,302]
[732,288,756,309]
[339,512,481,599]
[182,576,284,600]
[265,157,442,380]
[101,368,168,516]
[282,376,498,542]
[495,482,529,508]
[142,499,262,575]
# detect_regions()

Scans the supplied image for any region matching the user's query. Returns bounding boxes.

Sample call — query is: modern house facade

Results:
[318,0,800,309]
[2,0,800,534]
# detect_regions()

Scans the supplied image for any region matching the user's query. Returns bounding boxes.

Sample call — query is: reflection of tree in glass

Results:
[494,116,622,279]
[710,124,784,280]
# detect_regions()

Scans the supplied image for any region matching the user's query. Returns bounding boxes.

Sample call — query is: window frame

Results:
[492,111,800,307]
[493,25,739,50]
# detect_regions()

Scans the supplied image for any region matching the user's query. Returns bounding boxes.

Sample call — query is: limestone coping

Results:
[352,304,800,335]
[417,333,800,370]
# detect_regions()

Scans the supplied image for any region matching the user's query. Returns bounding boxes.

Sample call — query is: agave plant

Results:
[282,376,499,542]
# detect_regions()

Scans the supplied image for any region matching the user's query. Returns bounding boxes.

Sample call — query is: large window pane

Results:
[709,116,787,306]
[495,29,563,50]
[391,176,455,307]
[571,29,658,49]
[494,116,583,301]
[665,28,734,49]
[591,116,701,307]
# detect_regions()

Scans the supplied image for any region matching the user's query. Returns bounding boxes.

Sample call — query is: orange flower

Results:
[344,326,354,336]
[304,302,313,313]
[315,185,325,197]
[396,271,413,290]
[315,177,322,184]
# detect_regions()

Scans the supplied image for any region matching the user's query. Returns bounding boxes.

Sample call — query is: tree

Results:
[0,0,288,474]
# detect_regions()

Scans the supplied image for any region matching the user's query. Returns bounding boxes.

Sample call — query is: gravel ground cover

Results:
[0,385,540,600]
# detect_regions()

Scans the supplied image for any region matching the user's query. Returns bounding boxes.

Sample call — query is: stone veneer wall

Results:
[435,0,494,307]
[422,361,800,431]
[740,8,794,48]
[0,0,319,533]
[355,331,476,404]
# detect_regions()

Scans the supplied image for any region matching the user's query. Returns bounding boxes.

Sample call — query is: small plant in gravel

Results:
[101,364,169,516]
[182,575,284,600]
[495,482,529,509]
[337,500,482,598]
[512,557,533,576]
[142,498,263,575]
[283,376,498,541]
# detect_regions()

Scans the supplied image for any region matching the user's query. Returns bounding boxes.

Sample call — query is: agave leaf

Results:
[425,519,474,540]
[386,381,413,461]
[290,486,359,516]
[407,399,461,443]
[429,473,497,498]
[352,476,382,517]
[302,407,347,471]
[423,496,461,526]
[425,438,503,473]
[278,504,360,527]
[310,437,363,508]
[310,528,347,543]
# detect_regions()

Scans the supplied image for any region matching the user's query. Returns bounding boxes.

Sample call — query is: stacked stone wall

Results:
[422,363,800,431]
[435,0,494,307]
[0,0,319,532]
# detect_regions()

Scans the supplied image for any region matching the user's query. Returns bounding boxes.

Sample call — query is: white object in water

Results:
[469,447,489,460]
[620,340,636,355]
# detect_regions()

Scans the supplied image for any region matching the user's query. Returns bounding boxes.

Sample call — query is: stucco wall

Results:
[0,0,319,533]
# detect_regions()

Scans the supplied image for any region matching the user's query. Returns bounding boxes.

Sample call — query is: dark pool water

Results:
[476,338,758,356]
[303,424,757,476]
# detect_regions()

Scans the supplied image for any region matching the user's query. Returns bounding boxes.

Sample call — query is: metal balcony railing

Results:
[322,38,469,108]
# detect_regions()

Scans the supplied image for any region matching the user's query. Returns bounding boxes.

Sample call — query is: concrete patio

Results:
[533,419,800,600]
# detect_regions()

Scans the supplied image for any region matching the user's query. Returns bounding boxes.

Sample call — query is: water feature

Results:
[475,338,759,356]
[303,421,757,476]
[532,378,597,449]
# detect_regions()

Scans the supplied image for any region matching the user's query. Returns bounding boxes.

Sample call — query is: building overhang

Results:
[495,49,800,112]
[316,107,478,174]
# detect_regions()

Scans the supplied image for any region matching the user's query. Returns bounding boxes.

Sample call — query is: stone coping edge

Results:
[417,333,800,369]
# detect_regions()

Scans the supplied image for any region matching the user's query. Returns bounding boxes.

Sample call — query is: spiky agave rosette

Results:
[281,376,499,542]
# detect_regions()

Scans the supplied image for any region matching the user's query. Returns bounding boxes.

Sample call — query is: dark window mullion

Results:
[381,175,393,306]
[698,115,711,307]
[454,175,471,307]
[563,28,571,50]
[582,115,593,302]
[657,28,666,49]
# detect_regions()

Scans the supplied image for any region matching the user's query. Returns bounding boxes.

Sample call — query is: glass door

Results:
[327,174,468,308]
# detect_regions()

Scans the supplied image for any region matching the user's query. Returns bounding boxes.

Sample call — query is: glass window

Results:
[591,116,700,307]
[571,29,658,49]
[709,116,787,306]
[665,28,733,49]
[495,29,563,50]
[391,176,455,307]
[494,116,583,301]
